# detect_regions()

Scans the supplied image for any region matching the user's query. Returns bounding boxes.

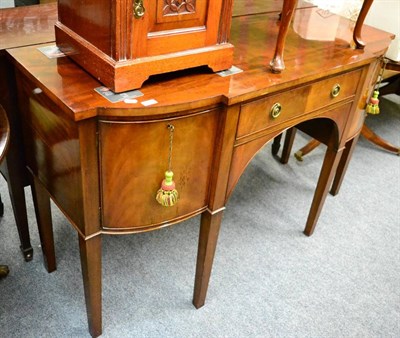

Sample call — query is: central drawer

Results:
[236,68,363,140]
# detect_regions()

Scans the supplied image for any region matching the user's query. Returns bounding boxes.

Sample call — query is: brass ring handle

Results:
[270,102,282,119]
[133,0,145,19]
[331,84,341,98]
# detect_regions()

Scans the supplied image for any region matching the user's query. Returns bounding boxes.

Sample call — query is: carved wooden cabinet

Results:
[55,0,234,92]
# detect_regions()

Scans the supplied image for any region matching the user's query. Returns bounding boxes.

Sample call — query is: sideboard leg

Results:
[31,176,56,273]
[304,146,344,236]
[193,210,223,309]
[330,134,360,196]
[79,235,102,338]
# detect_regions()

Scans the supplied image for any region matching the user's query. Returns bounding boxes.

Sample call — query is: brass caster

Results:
[0,265,10,278]
[294,150,304,161]
[21,246,34,262]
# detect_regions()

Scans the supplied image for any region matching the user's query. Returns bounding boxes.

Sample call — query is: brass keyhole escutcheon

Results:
[270,102,282,119]
[331,84,341,98]
[133,0,145,19]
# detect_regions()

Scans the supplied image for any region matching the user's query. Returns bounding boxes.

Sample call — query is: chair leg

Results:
[271,134,282,156]
[2,158,34,261]
[294,139,321,161]
[270,0,298,73]
[353,0,374,49]
[280,127,297,164]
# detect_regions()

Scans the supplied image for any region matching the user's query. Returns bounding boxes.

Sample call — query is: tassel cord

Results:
[167,124,174,172]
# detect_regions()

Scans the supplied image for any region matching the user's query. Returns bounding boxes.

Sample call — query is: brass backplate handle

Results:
[270,102,282,119]
[133,0,145,19]
[331,84,341,98]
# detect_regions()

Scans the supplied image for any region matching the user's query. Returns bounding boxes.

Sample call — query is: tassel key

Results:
[366,90,380,115]
[156,171,179,207]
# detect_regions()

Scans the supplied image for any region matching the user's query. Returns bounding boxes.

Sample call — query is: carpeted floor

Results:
[0,94,399,337]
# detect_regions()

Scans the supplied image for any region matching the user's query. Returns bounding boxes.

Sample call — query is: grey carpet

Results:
[0,94,399,337]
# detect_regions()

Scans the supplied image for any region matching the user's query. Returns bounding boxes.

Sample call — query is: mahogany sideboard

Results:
[7,6,393,338]
[0,3,57,261]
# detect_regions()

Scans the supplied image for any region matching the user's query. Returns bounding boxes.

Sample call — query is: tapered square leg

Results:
[330,135,360,196]
[193,210,223,309]
[31,176,56,272]
[304,145,344,236]
[79,235,102,338]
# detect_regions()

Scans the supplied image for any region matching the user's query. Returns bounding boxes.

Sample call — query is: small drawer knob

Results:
[331,84,341,98]
[270,102,282,119]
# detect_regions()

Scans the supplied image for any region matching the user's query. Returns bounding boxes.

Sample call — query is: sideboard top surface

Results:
[7,7,394,121]
[0,3,57,51]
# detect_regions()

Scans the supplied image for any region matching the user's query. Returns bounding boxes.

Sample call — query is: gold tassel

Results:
[366,90,380,115]
[156,171,179,207]
[156,125,179,207]
[365,57,389,115]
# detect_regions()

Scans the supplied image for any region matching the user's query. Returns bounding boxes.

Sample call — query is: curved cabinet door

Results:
[99,108,220,233]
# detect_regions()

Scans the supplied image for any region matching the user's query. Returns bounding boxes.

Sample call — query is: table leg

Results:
[330,135,360,196]
[193,210,223,309]
[304,145,344,236]
[294,139,321,161]
[31,176,56,273]
[79,235,102,338]
[270,0,298,73]
[361,123,400,155]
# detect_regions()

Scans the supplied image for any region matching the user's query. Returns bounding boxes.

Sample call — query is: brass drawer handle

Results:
[331,84,341,98]
[133,0,145,19]
[270,102,282,119]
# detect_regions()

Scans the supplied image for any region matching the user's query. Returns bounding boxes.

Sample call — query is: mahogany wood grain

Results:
[0,3,56,50]
[7,7,394,337]
[79,235,102,338]
[55,0,235,92]
[193,210,223,309]
[0,3,57,261]
[232,0,314,17]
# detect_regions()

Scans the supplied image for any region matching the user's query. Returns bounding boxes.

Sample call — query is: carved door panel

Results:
[132,0,223,57]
